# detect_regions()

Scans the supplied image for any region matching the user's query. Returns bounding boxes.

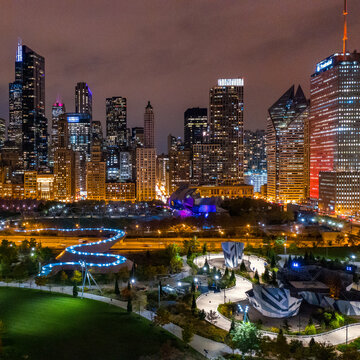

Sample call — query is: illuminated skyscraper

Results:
[49,100,66,167]
[75,82,92,119]
[209,79,244,185]
[144,101,154,148]
[0,118,6,149]
[136,148,156,201]
[59,113,91,197]
[311,2,360,214]
[266,85,309,203]
[106,96,127,147]
[86,140,106,201]
[184,107,207,149]
[8,41,48,170]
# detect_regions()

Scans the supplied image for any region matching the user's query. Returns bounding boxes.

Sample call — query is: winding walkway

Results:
[193,254,360,345]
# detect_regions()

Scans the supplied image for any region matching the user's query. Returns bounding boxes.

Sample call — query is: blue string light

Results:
[16,228,127,276]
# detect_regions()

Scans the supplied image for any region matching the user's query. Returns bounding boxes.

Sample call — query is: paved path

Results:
[194,253,266,275]
[0,281,233,359]
[192,255,360,345]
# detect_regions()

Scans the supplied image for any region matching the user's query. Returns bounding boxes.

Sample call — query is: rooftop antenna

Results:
[343,0,348,54]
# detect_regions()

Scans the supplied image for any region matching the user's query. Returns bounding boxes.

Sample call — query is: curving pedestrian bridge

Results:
[16,228,130,276]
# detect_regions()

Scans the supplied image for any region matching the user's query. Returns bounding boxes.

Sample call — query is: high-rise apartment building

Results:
[266,85,309,203]
[136,148,156,201]
[106,97,127,147]
[58,113,91,196]
[144,101,154,148]
[184,107,207,149]
[169,147,191,193]
[131,127,144,148]
[54,148,76,202]
[75,82,92,118]
[9,41,48,170]
[209,79,244,185]
[191,144,221,186]
[49,101,66,167]
[244,130,266,173]
[86,141,106,201]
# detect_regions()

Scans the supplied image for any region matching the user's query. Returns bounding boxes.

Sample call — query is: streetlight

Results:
[238,304,249,322]
[131,278,135,285]
[177,281,182,287]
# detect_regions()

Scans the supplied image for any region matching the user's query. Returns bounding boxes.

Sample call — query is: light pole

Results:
[238,304,249,322]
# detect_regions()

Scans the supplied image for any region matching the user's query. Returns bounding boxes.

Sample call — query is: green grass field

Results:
[0,288,203,360]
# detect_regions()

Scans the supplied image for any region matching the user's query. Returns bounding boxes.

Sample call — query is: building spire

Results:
[343,0,348,54]
[16,38,23,62]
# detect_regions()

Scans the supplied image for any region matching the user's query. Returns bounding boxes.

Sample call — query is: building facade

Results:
[136,148,156,201]
[209,79,244,185]
[266,85,309,203]
[144,101,154,148]
[184,107,207,149]
[310,52,360,215]
[106,96,127,147]
[75,82,92,118]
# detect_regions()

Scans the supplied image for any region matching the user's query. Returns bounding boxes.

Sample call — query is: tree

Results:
[191,294,197,314]
[230,270,236,283]
[240,261,247,272]
[182,323,194,345]
[127,298,132,312]
[60,271,68,284]
[230,322,260,358]
[154,307,171,326]
[114,277,120,295]
[35,276,48,287]
[272,270,277,285]
[261,268,270,283]
[134,292,147,314]
[72,285,78,297]
[270,253,276,268]
[198,309,206,320]
[254,270,260,284]
[207,310,219,325]
[71,270,82,284]
[202,243,207,255]
[191,281,196,293]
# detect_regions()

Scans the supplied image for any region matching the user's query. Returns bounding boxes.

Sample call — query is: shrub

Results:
[304,324,316,335]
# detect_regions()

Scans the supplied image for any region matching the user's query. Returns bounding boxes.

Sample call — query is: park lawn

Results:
[0,288,203,360]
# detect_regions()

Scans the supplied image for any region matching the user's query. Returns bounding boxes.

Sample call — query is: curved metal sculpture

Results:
[16,228,128,276]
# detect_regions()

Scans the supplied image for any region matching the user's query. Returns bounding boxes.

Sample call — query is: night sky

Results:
[1,0,360,153]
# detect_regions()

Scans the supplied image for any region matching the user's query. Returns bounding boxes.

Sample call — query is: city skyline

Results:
[1,1,360,153]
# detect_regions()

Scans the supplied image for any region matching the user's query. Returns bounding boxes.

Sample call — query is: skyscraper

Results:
[310,3,360,214]
[9,41,48,170]
[86,140,106,201]
[266,85,309,203]
[50,100,66,167]
[144,101,154,148]
[184,107,207,149]
[61,113,92,196]
[136,148,156,201]
[209,79,244,185]
[243,130,266,173]
[0,118,6,149]
[106,96,127,147]
[75,82,92,118]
